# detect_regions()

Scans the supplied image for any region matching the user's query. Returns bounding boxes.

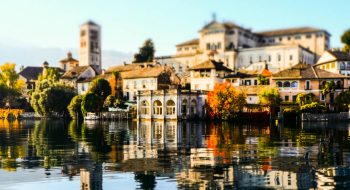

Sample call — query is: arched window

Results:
[336,80,342,89]
[190,100,197,115]
[153,100,162,115]
[141,100,149,115]
[276,81,282,88]
[291,81,298,88]
[166,100,176,115]
[283,81,290,88]
[181,99,187,115]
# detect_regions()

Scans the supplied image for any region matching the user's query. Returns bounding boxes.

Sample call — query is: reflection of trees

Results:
[134,172,156,190]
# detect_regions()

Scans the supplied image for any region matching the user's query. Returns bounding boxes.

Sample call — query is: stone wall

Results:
[301,112,350,121]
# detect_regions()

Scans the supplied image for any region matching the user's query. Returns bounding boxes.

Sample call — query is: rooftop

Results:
[19,66,64,81]
[272,63,349,79]
[190,60,232,72]
[257,27,329,37]
[176,38,199,47]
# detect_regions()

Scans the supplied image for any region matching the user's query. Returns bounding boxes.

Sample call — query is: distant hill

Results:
[0,44,133,70]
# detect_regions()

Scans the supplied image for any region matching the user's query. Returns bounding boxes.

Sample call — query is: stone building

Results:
[315,49,350,77]
[136,89,206,120]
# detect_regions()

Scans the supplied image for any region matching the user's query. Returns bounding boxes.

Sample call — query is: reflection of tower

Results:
[80,164,103,190]
[79,21,102,74]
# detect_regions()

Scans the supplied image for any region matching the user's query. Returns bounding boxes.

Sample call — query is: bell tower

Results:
[79,20,102,74]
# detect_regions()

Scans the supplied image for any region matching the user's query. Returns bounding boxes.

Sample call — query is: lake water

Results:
[0,119,349,189]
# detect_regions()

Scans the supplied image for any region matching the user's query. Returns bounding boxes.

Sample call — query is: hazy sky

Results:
[1,0,350,65]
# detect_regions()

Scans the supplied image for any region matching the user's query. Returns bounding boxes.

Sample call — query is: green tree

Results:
[68,95,83,119]
[103,95,116,109]
[341,29,350,52]
[81,92,101,115]
[335,90,350,111]
[296,93,316,106]
[321,81,336,107]
[258,87,281,118]
[88,78,111,102]
[30,84,76,116]
[133,39,155,63]
[300,102,325,113]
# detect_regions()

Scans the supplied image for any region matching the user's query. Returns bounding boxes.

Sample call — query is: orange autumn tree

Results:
[108,71,122,99]
[207,83,246,120]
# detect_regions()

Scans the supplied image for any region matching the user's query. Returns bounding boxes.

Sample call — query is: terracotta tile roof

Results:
[327,50,350,61]
[226,68,272,78]
[105,62,155,74]
[200,21,248,32]
[176,38,199,47]
[189,60,232,72]
[61,66,91,79]
[272,63,349,79]
[257,27,328,37]
[121,66,173,79]
[60,57,78,63]
[19,66,64,81]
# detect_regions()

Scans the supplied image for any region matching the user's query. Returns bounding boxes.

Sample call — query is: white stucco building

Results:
[155,19,329,82]
[315,50,350,77]
[137,89,206,120]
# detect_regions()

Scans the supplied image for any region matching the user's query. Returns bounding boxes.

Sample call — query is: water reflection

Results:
[0,120,349,189]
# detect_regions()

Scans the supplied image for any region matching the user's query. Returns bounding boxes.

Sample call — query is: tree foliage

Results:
[296,93,316,106]
[0,63,25,108]
[258,87,281,108]
[300,102,326,113]
[335,90,350,111]
[207,83,246,120]
[81,92,101,115]
[30,84,76,116]
[341,29,350,52]
[68,95,83,119]
[133,39,155,63]
[30,67,75,116]
[88,78,111,102]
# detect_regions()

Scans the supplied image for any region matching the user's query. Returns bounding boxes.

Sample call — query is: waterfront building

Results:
[155,19,329,82]
[19,61,65,96]
[136,89,206,120]
[60,65,98,94]
[272,63,349,106]
[315,49,350,77]
[59,52,79,71]
[189,59,232,91]
[79,21,102,74]
[104,62,180,101]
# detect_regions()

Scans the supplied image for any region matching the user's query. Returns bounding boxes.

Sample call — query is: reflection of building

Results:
[137,89,206,120]
[80,164,103,190]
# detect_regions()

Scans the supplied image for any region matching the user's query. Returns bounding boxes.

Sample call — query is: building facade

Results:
[137,89,206,120]
[315,50,350,77]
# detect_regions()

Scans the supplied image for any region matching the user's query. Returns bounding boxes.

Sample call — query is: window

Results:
[306,34,312,38]
[268,55,271,62]
[285,96,289,102]
[181,99,187,115]
[206,43,210,50]
[278,54,281,61]
[153,100,163,115]
[133,81,137,89]
[287,36,291,41]
[250,56,253,64]
[141,100,150,115]
[289,55,293,61]
[254,80,258,85]
[217,42,221,49]
[276,81,282,87]
[177,47,182,51]
[283,81,290,88]
[279,37,282,41]
[166,100,176,115]
[291,81,298,88]
[190,100,197,115]
[184,47,189,51]
[295,35,301,39]
[259,55,262,62]
[292,95,297,102]
[320,93,325,101]
[331,62,335,68]
[142,80,147,89]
